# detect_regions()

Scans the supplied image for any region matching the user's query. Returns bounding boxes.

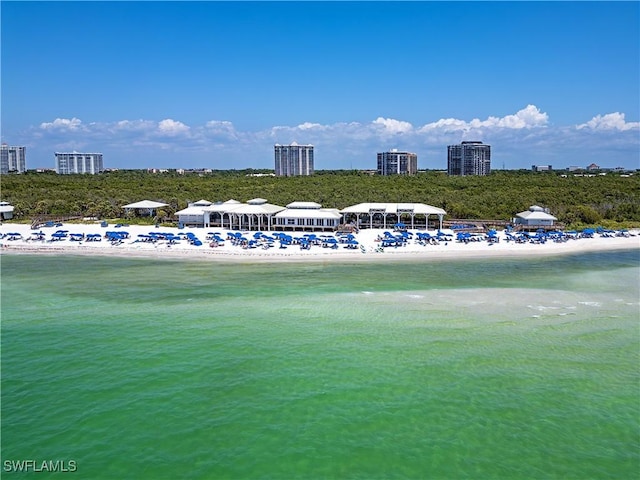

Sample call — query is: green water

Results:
[1,251,639,479]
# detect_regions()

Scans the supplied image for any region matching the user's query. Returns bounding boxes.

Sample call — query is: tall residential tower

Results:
[377,149,418,175]
[1,144,26,174]
[274,143,314,176]
[447,141,491,176]
[55,152,104,174]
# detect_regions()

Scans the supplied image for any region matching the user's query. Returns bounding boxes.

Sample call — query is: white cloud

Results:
[419,105,548,133]
[39,117,85,131]
[26,105,638,169]
[157,118,190,136]
[113,119,156,132]
[576,112,640,131]
[204,120,237,135]
[372,117,414,134]
[491,104,549,128]
[297,122,326,130]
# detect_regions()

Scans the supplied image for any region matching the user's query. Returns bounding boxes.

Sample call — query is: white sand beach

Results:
[1,222,638,263]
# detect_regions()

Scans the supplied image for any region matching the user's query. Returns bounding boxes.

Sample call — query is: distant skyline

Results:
[2,1,639,171]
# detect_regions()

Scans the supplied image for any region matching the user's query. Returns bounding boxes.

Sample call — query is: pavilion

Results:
[273,202,341,231]
[0,201,15,220]
[513,205,558,229]
[122,200,169,217]
[175,200,214,226]
[203,199,285,231]
[340,203,447,230]
[173,199,448,232]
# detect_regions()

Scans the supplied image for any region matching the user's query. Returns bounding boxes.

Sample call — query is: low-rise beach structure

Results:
[0,201,15,220]
[513,205,558,229]
[123,200,169,217]
[202,199,340,231]
[340,203,447,230]
[177,200,448,231]
[273,202,341,232]
[219,198,285,231]
[201,198,285,230]
[176,200,213,226]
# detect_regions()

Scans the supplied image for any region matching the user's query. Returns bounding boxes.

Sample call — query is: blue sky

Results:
[2,1,639,171]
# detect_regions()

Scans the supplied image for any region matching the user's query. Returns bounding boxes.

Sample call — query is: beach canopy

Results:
[123,200,169,217]
[123,200,169,209]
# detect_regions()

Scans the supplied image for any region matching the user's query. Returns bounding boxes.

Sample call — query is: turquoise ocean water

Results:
[1,251,639,479]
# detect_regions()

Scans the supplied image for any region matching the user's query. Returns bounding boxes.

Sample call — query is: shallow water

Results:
[2,251,639,479]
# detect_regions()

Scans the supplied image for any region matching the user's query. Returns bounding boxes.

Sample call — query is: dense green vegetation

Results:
[2,169,639,229]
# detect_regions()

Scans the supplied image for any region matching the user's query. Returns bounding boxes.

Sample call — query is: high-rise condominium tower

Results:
[377,149,418,175]
[1,144,26,174]
[274,143,314,176]
[55,152,104,174]
[447,141,491,176]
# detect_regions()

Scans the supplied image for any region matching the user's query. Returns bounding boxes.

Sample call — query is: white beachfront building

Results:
[173,199,448,232]
[176,199,341,232]
[175,200,213,226]
[0,201,15,220]
[340,203,447,230]
[273,202,341,232]
[513,205,557,228]
[211,198,285,231]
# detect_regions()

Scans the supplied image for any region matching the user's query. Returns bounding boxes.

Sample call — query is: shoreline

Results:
[1,222,639,264]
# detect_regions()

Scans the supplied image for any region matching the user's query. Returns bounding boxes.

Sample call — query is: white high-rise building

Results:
[1,144,27,174]
[55,152,104,174]
[274,143,314,176]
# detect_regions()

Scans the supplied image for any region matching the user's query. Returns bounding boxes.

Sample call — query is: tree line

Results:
[2,169,639,229]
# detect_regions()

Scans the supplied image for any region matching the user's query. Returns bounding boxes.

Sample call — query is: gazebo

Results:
[0,201,15,220]
[513,205,558,229]
[122,200,169,217]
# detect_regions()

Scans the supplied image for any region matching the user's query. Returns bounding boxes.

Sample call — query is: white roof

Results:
[341,203,447,216]
[0,203,14,213]
[176,206,206,215]
[516,210,557,221]
[123,200,169,209]
[191,199,213,206]
[275,208,341,220]
[231,202,285,215]
[286,201,322,209]
[203,203,243,213]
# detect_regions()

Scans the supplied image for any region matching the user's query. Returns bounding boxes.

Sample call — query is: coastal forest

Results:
[2,169,639,229]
